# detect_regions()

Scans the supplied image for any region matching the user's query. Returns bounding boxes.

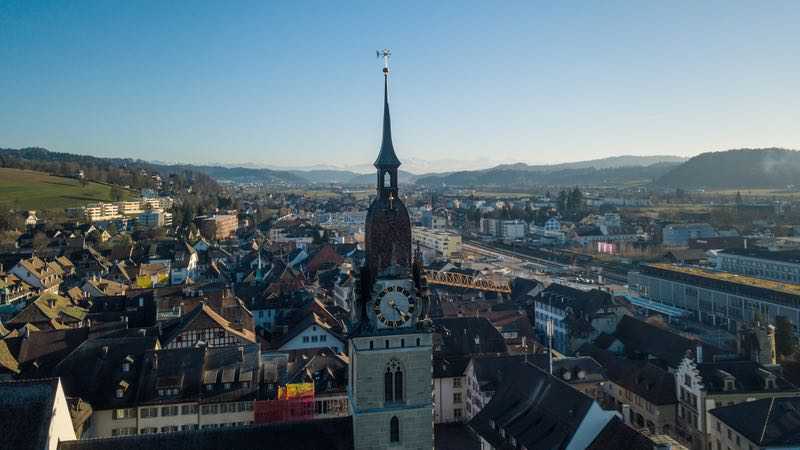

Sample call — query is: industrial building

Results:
[628,263,800,333]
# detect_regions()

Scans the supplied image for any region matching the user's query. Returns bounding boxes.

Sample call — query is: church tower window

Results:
[384,359,403,403]
[394,370,403,401]
[390,416,400,442]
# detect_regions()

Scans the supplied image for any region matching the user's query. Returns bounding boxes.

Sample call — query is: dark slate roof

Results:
[434,355,471,379]
[286,347,349,395]
[55,339,260,409]
[592,332,617,350]
[536,284,614,316]
[468,362,596,450]
[696,360,795,394]
[3,321,127,378]
[433,317,508,357]
[528,355,608,386]
[577,343,676,405]
[510,277,543,302]
[470,354,527,393]
[58,416,354,450]
[710,397,800,447]
[0,378,60,450]
[435,423,481,450]
[586,416,654,450]
[54,335,158,410]
[612,315,720,369]
[87,291,158,328]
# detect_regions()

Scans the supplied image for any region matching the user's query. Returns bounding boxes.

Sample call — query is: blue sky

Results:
[1,1,799,170]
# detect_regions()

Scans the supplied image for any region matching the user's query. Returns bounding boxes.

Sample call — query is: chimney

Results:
[621,404,632,426]
[696,345,703,364]
[764,325,777,366]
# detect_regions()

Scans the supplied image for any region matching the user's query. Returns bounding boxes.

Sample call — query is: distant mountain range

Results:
[415,155,687,187]
[147,154,687,186]
[5,147,799,189]
[655,148,800,189]
[488,155,688,172]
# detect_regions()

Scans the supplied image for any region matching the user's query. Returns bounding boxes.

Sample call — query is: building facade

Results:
[629,263,800,333]
[715,248,800,284]
[674,355,800,450]
[411,227,462,259]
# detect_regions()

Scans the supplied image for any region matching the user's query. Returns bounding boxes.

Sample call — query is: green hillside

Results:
[0,168,134,210]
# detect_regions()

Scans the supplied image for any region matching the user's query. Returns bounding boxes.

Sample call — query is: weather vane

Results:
[376,48,391,75]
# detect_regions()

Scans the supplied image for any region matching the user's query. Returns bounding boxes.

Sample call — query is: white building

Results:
[277,315,346,353]
[500,220,526,240]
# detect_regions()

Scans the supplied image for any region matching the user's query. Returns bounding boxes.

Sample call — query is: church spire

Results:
[374,49,401,169]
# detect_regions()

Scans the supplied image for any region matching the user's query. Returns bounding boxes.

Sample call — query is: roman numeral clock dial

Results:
[372,285,415,328]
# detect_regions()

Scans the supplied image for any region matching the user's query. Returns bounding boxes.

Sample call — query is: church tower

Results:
[349,49,433,450]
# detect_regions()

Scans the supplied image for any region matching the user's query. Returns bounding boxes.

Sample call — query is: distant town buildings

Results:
[662,223,717,246]
[479,218,526,240]
[412,227,462,259]
[196,215,238,241]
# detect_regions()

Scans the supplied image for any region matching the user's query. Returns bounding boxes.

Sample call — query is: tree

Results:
[110,185,124,201]
[775,316,797,359]
[32,231,48,255]
[0,212,24,232]
[557,190,569,212]
[567,187,584,211]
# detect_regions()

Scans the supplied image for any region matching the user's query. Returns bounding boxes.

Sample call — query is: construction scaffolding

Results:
[254,383,315,424]
[424,269,512,294]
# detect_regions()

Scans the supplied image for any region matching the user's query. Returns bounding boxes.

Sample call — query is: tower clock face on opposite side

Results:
[373,284,416,328]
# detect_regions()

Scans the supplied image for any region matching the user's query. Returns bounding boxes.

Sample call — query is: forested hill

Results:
[0,147,220,195]
[415,163,678,187]
[655,148,800,189]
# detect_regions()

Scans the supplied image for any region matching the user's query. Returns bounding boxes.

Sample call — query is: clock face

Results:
[373,285,416,328]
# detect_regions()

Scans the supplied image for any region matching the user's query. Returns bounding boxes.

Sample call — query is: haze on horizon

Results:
[1,1,799,169]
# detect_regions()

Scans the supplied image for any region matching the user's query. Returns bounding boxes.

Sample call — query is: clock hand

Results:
[392,304,409,320]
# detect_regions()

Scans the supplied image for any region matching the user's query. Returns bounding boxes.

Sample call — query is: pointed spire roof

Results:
[374,73,401,168]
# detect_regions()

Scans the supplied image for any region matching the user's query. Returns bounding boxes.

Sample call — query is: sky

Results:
[1,1,799,171]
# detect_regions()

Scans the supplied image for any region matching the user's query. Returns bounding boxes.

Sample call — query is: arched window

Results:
[394,370,403,401]
[384,368,393,402]
[390,416,400,442]
[384,171,391,188]
[385,359,403,404]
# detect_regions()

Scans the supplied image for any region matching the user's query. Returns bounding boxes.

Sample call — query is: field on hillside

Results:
[0,168,134,210]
